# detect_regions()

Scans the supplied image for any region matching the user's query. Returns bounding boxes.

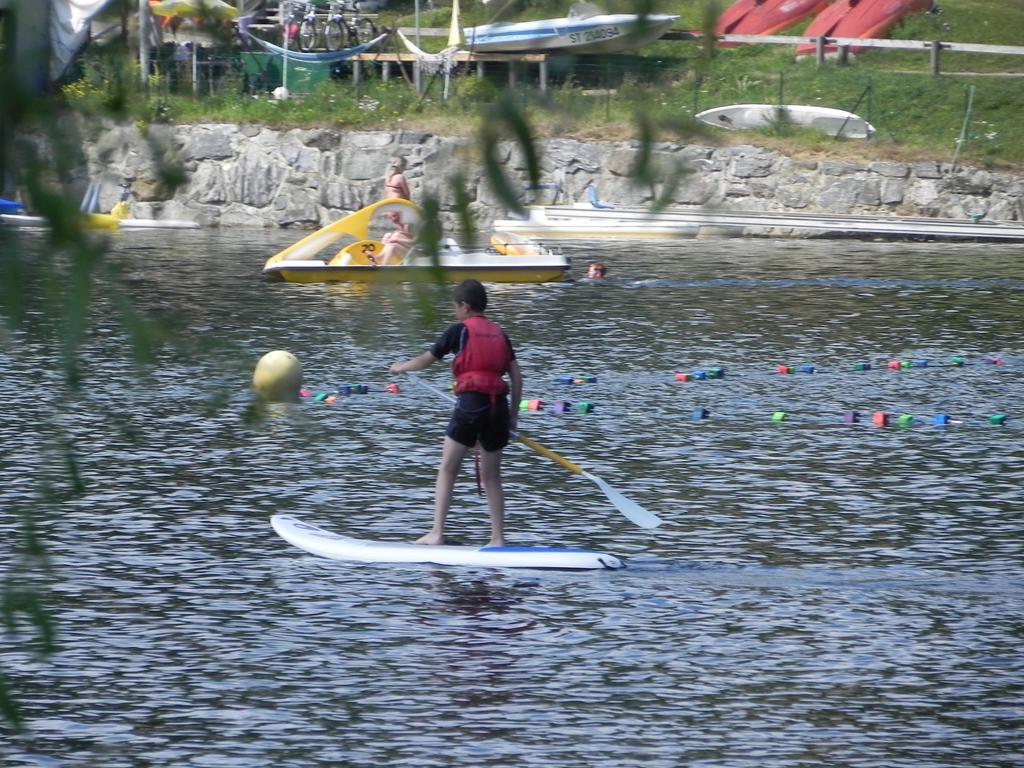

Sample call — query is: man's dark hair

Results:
[453,279,487,312]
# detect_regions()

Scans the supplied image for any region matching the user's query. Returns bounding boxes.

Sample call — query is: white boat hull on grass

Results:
[271,515,623,570]
[696,104,875,139]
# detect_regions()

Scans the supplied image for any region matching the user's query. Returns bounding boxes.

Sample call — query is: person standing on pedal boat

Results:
[384,156,411,201]
[389,280,523,547]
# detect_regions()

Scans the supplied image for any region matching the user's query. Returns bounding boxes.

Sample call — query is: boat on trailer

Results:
[464,2,678,54]
[262,199,570,284]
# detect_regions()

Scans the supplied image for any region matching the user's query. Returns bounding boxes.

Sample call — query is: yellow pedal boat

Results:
[262,199,569,284]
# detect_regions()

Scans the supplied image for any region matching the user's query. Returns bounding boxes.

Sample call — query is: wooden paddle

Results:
[406,373,663,529]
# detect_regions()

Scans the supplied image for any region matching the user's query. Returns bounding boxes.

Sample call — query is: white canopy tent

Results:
[50,0,118,81]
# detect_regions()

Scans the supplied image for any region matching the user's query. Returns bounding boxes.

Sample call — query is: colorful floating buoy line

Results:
[551,358,1009,385]
[300,384,379,404]
[671,355,1006,382]
[544,366,1014,428]
[294,359,1015,427]
[299,383,598,416]
[688,407,1010,428]
[519,399,595,414]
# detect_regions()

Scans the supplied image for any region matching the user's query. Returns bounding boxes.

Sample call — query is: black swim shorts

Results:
[446,392,510,452]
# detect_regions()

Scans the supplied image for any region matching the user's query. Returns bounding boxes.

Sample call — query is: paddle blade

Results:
[582,471,663,529]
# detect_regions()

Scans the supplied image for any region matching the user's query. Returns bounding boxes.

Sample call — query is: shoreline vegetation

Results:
[56,0,1024,171]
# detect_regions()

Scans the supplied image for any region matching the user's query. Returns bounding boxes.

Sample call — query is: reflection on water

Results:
[2,231,1022,766]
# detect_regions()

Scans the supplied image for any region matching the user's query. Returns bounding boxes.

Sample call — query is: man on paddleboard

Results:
[389,280,523,547]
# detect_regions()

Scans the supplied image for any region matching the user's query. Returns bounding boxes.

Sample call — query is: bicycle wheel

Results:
[324,19,345,51]
[348,18,377,46]
[299,19,318,51]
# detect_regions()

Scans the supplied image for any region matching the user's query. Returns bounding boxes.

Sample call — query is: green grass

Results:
[66,0,1024,168]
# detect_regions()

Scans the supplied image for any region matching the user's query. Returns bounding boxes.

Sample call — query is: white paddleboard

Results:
[696,104,875,139]
[1,213,48,228]
[271,514,623,570]
[119,218,200,229]
[1,214,200,230]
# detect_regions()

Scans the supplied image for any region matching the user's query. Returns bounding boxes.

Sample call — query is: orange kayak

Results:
[796,0,933,57]
[717,0,829,38]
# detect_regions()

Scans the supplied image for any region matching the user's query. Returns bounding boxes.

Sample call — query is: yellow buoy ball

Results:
[252,350,303,402]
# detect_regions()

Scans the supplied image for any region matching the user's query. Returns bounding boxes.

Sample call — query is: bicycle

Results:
[298,2,320,52]
[280,0,305,47]
[324,0,378,50]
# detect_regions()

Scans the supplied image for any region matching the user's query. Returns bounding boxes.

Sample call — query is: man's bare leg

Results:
[479,448,506,547]
[416,436,469,545]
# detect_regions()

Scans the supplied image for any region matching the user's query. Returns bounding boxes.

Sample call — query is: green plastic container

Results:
[241,52,334,94]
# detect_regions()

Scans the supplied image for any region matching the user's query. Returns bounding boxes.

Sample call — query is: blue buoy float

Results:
[338,384,369,395]
[558,374,598,385]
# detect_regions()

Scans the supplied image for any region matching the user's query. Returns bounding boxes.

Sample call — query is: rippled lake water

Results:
[2,229,1022,767]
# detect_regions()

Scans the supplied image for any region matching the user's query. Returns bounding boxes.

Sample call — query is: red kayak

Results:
[796,0,933,57]
[717,0,829,37]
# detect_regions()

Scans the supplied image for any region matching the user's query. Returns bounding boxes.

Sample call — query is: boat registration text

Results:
[570,25,621,44]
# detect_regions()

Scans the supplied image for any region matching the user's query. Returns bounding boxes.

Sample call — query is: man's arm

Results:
[389,351,438,375]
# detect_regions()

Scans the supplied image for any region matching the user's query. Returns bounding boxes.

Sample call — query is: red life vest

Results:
[452,315,511,396]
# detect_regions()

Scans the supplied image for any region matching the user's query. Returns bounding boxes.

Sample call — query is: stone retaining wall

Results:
[76,122,1024,230]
